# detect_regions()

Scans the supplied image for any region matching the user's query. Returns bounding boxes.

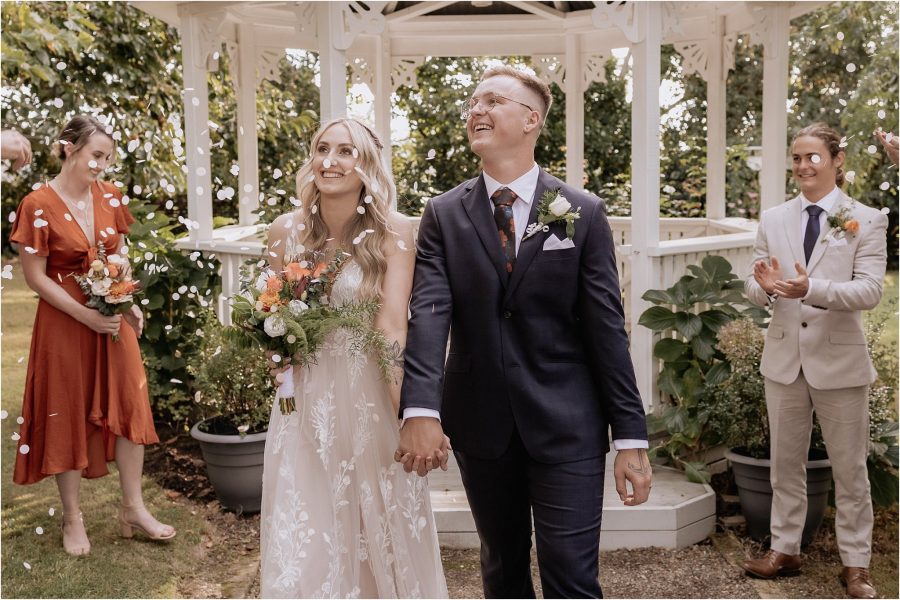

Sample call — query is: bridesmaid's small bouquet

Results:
[226,250,396,415]
[70,244,140,341]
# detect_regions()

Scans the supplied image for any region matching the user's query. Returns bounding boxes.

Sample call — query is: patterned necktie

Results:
[804,204,824,264]
[491,187,518,274]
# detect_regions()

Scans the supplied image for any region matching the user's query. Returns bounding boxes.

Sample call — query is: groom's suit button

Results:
[802,322,808,328]
[503,310,513,319]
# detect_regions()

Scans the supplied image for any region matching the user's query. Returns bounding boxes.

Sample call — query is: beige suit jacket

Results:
[745,191,888,390]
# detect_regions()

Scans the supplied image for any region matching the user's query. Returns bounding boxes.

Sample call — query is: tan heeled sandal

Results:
[117,504,176,541]
[61,512,91,556]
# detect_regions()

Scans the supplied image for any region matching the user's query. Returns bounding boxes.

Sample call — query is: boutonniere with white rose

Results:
[522,189,581,242]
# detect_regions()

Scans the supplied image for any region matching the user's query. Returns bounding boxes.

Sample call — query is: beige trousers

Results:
[765,372,872,567]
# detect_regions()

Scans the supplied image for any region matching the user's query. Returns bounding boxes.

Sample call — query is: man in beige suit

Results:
[742,123,887,599]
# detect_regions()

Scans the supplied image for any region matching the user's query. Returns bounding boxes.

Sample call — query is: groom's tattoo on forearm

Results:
[627,451,650,475]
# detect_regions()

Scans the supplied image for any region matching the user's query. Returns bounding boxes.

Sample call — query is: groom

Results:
[396,65,651,598]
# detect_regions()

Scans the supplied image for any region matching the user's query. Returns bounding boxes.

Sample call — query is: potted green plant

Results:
[709,318,831,545]
[188,312,274,513]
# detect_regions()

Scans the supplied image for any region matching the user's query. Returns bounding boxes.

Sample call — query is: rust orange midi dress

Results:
[9,180,158,485]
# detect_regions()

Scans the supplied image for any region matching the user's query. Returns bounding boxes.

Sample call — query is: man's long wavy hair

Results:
[294,118,396,302]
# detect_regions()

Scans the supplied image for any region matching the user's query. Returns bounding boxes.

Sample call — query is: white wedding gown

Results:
[259,260,448,599]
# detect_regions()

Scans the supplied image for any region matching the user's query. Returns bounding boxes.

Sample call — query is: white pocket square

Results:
[827,236,848,247]
[542,234,575,251]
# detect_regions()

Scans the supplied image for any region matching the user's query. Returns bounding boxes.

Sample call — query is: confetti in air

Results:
[88,160,98,169]
[867,145,878,154]
[2,265,13,279]
[880,182,890,191]
[323,159,332,169]
[19,444,30,455]
[845,170,856,183]
[810,154,822,164]
[878,110,886,119]
[427,149,437,160]
[273,168,283,179]
[846,63,857,73]
[356,206,365,214]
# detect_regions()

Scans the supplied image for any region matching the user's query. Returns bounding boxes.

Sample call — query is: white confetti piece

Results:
[32,182,42,191]
[845,170,856,183]
[8,212,15,223]
[0,410,7,419]
[352,237,362,245]
[308,174,316,182]
[196,186,203,195]
[662,185,676,194]
[364,195,373,204]
[191,96,200,106]
[56,61,66,70]
[127,139,139,153]
[323,158,332,168]
[356,206,365,214]
[48,507,55,516]
[427,149,437,160]
[25,246,38,254]
[877,110,886,120]
[34,208,44,216]
[887,132,894,143]
[141,298,150,305]
[397,240,407,250]
[19,444,30,455]
[32,218,48,228]
[189,251,201,261]
[17,356,24,363]
[836,31,844,40]
[273,168,283,179]
[11,432,20,441]
[810,154,822,164]
[196,167,206,176]
[23,562,31,570]
[17,416,24,424]
[1,265,11,279]
[352,148,359,158]
[846,63,856,73]
[867,145,878,154]
[881,207,890,214]
[35,527,44,535]
[170,378,182,383]
[880,181,890,191]
[53,97,64,108]
[284,99,294,109]
[311,204,318,214]
[165,200,174,210]
[76,200,86,210]
[88,160,98,169]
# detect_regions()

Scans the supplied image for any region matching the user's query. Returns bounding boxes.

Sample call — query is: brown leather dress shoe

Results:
[742,549,802,579]
[840,567,877,599]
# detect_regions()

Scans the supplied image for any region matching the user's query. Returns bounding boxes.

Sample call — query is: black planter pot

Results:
[725,447,832,546]
[190,419,267,513]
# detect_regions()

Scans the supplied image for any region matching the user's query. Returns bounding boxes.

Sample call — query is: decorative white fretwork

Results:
[582,52,612,90]
[331,1,388,51]
[723,32,738,73]
[673,40,709,80]
[290,2,317,35]
[349,56,375,89]
[531,55,566,89]
[747,5,781,60]
[391,56,424,91]
[591,1,680,44]
[591,1,640,43]
[257,47,284,86]
[197,14,229,71]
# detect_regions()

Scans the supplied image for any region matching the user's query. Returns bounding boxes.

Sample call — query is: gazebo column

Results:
[374,34,393,175]
[179,8,214,243]
[706,14,727,220]
[629,2,663,412]
[564,33,585,187]
[236,22,260,225]
[759,3,790,212]
[317,2,348,121]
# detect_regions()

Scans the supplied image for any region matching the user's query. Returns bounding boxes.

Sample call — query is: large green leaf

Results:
[641,289,676,305]
[682,460,712,484]
[674,312,704,339]
[868,459,899,506]
[653,337,688,361]
[705,361,731,387]
[698,309,733,332]
[638,306,678,331]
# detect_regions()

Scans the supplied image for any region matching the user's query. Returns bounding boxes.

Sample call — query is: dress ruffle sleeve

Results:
[9,192,50,257]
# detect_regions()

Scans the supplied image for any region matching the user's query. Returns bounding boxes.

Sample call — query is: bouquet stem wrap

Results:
[277,365,296,415]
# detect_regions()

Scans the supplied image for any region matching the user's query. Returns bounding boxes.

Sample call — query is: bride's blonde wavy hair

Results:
[294,118,396,302]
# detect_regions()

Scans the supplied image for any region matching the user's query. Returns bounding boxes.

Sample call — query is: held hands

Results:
[754,257,809,299]
[395,417,450,477]
[82,309,121,336]
[123,305,144,337]
[613,448,652,506]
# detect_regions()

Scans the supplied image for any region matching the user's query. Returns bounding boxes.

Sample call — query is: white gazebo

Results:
[134,0,827,549]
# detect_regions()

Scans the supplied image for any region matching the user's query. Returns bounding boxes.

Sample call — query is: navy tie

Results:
[491,187,517,274]
[804,204,824,264]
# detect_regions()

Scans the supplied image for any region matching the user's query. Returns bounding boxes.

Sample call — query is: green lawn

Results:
[0,261,208,598]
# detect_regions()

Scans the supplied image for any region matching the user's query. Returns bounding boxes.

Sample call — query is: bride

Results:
[258,117,449,598]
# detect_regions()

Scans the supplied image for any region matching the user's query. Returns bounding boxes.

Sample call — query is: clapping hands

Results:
[754,257,810,299]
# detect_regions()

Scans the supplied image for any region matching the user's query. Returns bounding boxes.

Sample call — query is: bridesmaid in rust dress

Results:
[9,115,175,556]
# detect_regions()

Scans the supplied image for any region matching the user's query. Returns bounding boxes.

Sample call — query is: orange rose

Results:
[284,262,311,282]
[844,219,860,234]
[107,263,120,278]
[266,275,284,293]
[259,290,281,310]
[312,262,327,278]
[109,280,137,298]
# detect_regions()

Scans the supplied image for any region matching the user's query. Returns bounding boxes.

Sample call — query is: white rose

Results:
[90,259,105,273]
[107,254,126,266]
[254,268,276,292]
[263,314,287,337]
[288,300,309,316]
[548,194,571,217]
[91,278,112,296]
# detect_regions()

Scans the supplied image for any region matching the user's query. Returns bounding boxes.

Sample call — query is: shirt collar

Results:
[482,163,540,205]
[800,186,841,214]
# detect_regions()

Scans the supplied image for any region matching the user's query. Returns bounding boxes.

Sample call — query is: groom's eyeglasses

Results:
[459,93,535,121]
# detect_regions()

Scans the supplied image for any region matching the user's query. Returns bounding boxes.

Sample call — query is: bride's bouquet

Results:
[226,250,396,414]
[70,244,141,341]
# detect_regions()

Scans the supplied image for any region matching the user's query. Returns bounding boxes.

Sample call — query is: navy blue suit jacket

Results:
[400,169,647,462]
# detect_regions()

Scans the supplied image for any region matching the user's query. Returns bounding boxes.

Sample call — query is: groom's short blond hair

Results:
[480,65,552,120]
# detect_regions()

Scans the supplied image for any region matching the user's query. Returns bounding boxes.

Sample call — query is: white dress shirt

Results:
[404,164,646,451]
